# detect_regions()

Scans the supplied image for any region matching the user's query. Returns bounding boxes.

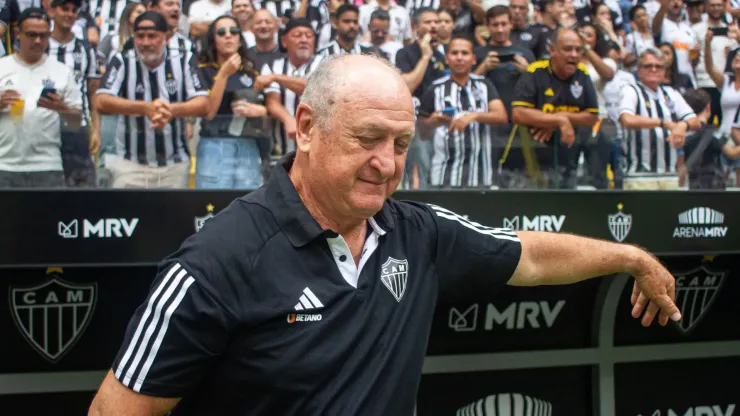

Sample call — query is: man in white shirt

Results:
[189,0,232,38]
[364,9,403,62]
[0,8,82,187]
[692,0,733,126]
[358,0,412,45]
[652,0,699,86]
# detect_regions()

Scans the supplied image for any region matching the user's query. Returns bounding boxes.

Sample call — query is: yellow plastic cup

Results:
[10,99,24,119]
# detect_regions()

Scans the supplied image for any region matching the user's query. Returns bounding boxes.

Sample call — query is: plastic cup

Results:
[10,99,24,119]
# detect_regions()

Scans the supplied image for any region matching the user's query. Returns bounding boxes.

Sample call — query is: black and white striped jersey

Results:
[252,0,301,21]
[87,0,130,40]
[403,0,439,18]
[96,48,208,166]
[305,0,330,34]
[419,74,500,188]
[261,54,323,156]
[109,152,521,414]
[317,40,372,57]
[48,36,100,125]
[618,82,695,174]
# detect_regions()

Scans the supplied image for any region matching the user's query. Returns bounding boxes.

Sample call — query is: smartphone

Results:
[498,53,516,63]
[710,26,729,36]
[442,107,456,117]
[40,87,57,98]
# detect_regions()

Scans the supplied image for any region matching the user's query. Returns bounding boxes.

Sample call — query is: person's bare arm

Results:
[265,92,293,124]
[652,0,668,35]
[508,232,681,327]
[170,95,209,118]
[96,94,153,116]
[88,370,180,416]
[295,0,309,18]
[703,31,725,88]
[471,99,508,125]
[561,111,599,126]
[512,106,595,127]
[189,21,210,38]
[618,112,670,129]
[272,74,308,95]
[584,49,615,82]
[400,35,433,93]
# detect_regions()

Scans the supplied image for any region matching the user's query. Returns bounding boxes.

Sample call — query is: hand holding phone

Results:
[710,26,729,37]
[442,107,456,117]
[498,53,516,63]
[41,87,57,98]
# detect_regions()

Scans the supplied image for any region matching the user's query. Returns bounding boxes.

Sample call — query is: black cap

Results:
[282,18,313,36]
[17,7,50,28]
[51,0,82,8]
[133,11,169,32]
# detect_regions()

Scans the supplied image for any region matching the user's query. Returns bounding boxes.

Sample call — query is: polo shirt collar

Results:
[266,152,396,247]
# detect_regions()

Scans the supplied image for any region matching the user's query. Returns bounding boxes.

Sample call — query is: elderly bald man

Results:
[89,54,682,416]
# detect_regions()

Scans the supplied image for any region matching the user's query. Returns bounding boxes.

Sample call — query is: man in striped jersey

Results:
[618,48,700,190]
[95,11,208,188]
[49,0,100,186]
[258,18,322,156]
[89,54,682,416]
[252,0,300,26]
[317,4,372,57]
[119,0,196,60]
[418,36,507,187]
[86,0,130,41]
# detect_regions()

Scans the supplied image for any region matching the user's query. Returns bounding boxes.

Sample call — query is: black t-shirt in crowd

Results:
[514,22,556,60]
[474,44,536,119]
[395,41,449,102]
[682,125,728,189]
[110,153,522,415]
[246,46,282,74]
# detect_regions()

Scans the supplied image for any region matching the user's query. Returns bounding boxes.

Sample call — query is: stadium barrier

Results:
[0,190,738,415]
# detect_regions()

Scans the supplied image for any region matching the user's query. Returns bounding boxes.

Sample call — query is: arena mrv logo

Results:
[58,218,139,238]
[503,215,566,232]
[639,404,735,416]
[673,207,727,238]
[9,268,97,362]
[448,301,566,332]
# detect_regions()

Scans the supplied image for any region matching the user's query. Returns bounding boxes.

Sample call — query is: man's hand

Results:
[147,99,172,130]
[234,101,268,118]
[254,74,276,91]
[482,51,501,71]
[512,54,529,73]
[558,116,575,146]
[420,33,433,59]
[630,253,682,327]
[449,112,475,132]
[530,127,555,143]
[667,121,688,148]
[426,111,452,127]
[89,128,101,155]
[37,93,70,113]
[0,89,21,109]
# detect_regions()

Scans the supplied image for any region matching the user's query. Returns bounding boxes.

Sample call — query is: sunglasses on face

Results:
[640,64,665,71]
[216,27,240,37]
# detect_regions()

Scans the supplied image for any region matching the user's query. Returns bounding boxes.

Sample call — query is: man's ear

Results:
[295,103,314,153]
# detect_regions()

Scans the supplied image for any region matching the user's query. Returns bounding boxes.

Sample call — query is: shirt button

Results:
[339,255,347,262]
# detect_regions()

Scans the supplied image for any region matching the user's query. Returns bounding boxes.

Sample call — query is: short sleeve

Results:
[669,88,696,121]
[483,78,499,101]
[425,204,522,302]
[111,259,235,397]
[582,75,599,113]
[184,53,208,99]
[87,44,101,79]
[97,53,125,95]
[395,47,413,73]
[512,69,537,108]
[198,66,215,91]
[418,85,436,117]
[619,85,639,116]
[261,62,280,94]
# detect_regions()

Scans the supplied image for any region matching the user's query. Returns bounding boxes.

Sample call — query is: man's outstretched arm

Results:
[89,370,179,416]
[508,231,681,327]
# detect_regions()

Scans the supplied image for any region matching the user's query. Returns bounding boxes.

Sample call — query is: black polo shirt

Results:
[512,59,599,117]
[395,41,449,101]
[110,153,522,415]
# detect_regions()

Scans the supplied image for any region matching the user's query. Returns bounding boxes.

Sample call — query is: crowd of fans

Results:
[1,0,740,190]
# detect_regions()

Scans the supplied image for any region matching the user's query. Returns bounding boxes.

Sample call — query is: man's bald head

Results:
[550,28,582,48]
[302,54,412,132]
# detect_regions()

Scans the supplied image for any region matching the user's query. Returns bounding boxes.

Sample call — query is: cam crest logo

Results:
[570,80,583,99]
[165,78,178,95]
[239,74,253,87]
[608,203,632,242]
[380,257,408,302]
[9,268,97,362]
[672,265,726,334]
[195,204,215,232]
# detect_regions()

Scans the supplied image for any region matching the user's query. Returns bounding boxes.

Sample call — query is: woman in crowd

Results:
[704,30,740,186]
[624,5,654,69]
[659,42,694,94]
[196,16,267,189]
[593,3,624,51]
[437,8,456,55]
[97,2,146,65]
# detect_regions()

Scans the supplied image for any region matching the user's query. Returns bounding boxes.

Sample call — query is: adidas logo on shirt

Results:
[287,287,323,323]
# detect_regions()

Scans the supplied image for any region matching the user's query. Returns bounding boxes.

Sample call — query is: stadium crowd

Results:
[1,0,740,190]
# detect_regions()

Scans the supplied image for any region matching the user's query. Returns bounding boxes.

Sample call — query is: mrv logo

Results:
[503,215,565,232]
[58,218,139,239]
[448,301,565,332]
[673,207,727,238]
[640,404,735,416]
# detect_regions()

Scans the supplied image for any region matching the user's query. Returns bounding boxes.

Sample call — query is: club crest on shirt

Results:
[380,257,408,302]
[42,78,56,89]
[73,51,83,64]
[520,32,533,42]
[474,87,486,103]
[570,80,583,99]
[165,78,178,95]
[395,16,402,26]
[239,74,253,87]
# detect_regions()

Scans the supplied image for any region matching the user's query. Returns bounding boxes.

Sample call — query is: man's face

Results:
[446,38,475,75]
[637,53,666,86]
[549,30,583,77]
[487,13,511,45]
[232,0,254,22]
[336,11,359,43]
[509,0,529,28]
[546,0,564,18]
[633,7,649,30]
[668,0,684,18]
[53,3,79,30]
[252,10,276,41]
[134,28,167,66]
[415,11,439,41]
[19,19,51,61]
[151,0,180,29]
[686,2,703,21]
[300,75,415,217]
[563,0,575,16]
[369,18,389,46]
[706,0,724,19]
[282,26,315,60]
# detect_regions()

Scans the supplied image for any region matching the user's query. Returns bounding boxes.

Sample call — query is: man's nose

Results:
[369,139,396,178]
